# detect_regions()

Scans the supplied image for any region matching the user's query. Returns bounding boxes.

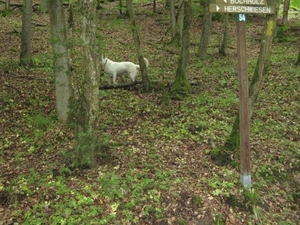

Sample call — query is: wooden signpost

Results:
[209,5,274,14]
[209,1,274,188]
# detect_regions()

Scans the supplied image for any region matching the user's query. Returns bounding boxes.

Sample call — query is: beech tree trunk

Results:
[170,0,176,40]
[6,0,10,10]
[224,0,279,150]
[20,0,32,67]
[282,0,290,24]
[49,0,72,124]
[165,0,170,7]
[198,0,212,58]
[40,0,48,13]
[153,0,156,12]
[176,0,184,41]
[126,0,151,92]
[169,0,184,44]
[170,0,192,99]
[219,13,229,56]
[77,0,100,132]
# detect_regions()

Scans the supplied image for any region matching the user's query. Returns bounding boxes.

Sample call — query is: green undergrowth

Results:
[291,0,300,10]
[7,166,176,224]
[1,3,300,224]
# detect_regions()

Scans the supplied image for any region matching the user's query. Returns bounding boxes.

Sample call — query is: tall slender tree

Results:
[20,0,32,67]
[49,0,72,124]
[40,0,49,14]
[176,0,184,41]
[126,0,151,92]
[219,13,229,56]
[170,0,176,41]
[170,0,184,44]
[77,0,100,132]
[170,0,192,99]
[198,0,212,58]
[281,0,290,24]
[6,0,10,10]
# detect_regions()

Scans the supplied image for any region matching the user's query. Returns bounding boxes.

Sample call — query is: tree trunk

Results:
[96,0,102,10]
[6,0,10,10]
[198,0,212,58]
[119,0,123,15]
[224,0,279,150]
[68,0,74,28]
[170,0,176,40]
[219,13,229,56]
[67,0,75,95]
[40,0,49,14]
[77,0,100,132]
[165,0,170,8]
[282,0,290,25]
[49,0,72,124]
[170,0,192,99]
[176,0,184,41]
[126,0,151,92]
[20,0,32,67]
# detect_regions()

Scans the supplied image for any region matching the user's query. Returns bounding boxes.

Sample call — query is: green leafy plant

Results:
[32,114,53,130]
[214,213,226,225]
[191,195,202,207]
[61,131,111,170]
[207,171,238,197]
[243,188,260,210]
[291,0,300,9]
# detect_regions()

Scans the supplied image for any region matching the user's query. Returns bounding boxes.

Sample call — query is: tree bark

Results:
[224,0,279,150]
[219,13,229,56]
[153,0,156,12]
[67,1,74,28]
[176,0,184,41]
[49,0,72,124]
[6,0,10,10]
[281,0,290,24]
[165,0,170,8]
[40,0,48,13]
[170,0,192,99]
[198,0,212,58]
[20,0,32,67]
[170,0,176,41]
[77,0,100,132]
[126,0,151,92]
[119,0,123,15]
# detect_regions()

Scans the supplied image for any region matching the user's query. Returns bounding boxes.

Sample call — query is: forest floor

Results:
[1,1,300,225]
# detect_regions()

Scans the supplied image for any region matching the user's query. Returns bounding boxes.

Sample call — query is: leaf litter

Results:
[0,1,299,224]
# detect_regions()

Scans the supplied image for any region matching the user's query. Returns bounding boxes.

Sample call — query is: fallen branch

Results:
[99,80,162,90]
[99,80,142,89]
[98,80,198,90]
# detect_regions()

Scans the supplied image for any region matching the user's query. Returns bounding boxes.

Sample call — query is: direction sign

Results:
[215,0,267,5]
[209,4,274,14]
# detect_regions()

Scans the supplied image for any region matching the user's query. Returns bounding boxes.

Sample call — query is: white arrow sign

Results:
[223,0,227,3]
[210,4,274,13]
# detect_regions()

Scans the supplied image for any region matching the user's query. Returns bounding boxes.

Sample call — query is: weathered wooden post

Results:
[209,0,275,188]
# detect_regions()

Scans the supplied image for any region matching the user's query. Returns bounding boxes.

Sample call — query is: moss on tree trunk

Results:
[170,0,192,100]
[49,0,72,124]
[126,0,151,92]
